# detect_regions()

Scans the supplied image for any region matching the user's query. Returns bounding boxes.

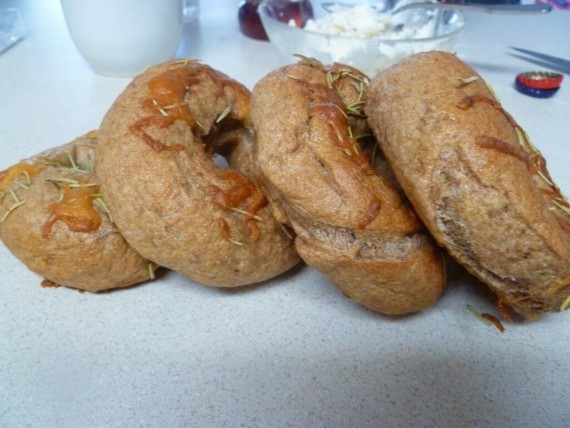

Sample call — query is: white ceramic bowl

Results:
[258,0,465,76]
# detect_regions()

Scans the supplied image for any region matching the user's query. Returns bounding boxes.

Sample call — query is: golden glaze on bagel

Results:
[249,58,445,315]
[96,60,299,287]
[366,51,570,319]
[0,132,151,292]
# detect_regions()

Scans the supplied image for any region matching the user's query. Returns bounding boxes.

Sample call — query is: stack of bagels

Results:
[1,52,568,320]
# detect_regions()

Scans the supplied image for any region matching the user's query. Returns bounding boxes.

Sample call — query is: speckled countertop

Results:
[0,1,569,426]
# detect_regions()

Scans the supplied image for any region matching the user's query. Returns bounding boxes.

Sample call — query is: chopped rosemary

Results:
[66,151,78,171]
[98,228,120,238]
[332,103,347,119]
[371,141,380,166]
[23,170,32,186]
[195,119,205,131]
[459,75,479,85]
[537,170,555,187]
[352,143,361,156]
[325,71,337,89]
[93,196,114,224]
[162,102,187,110]
[228,238,245,246]
[553,199,570,215]
[47,177,81,187]
[8,189,20,204]
[230,207,262,222]
[1,200,26,223]
[152,99,169,117]
[85,156,95,174]
[173,58,191,66]
[148,262,159,280]
[345,100,366,117]
[467,304,493,326]
[13,180,29,190]
[561,295,570,312]
[486,83,500,102]
[293,54,319,67]
[216,106,232,124]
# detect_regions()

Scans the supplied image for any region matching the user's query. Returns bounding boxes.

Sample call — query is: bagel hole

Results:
[213,154,229,169]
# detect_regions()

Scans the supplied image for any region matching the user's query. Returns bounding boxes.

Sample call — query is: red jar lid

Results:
[516,71,564,90]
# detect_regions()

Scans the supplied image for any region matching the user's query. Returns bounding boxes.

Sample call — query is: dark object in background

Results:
[238,0,268,40]
[238,0,314,41]
[464,0,520,3]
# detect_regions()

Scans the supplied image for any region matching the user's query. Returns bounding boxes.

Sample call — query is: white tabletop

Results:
[1,1,569,426]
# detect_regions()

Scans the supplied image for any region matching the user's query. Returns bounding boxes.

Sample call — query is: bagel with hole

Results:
[0,132,152,292]
[249,58,446,315]
[96,59,299,287]
[365,51,570,319]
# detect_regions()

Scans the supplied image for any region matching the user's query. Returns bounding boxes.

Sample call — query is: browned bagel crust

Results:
[0,132,151,292]
[249,59,445,315]
[366,51,570,319]
[96,60,299,287]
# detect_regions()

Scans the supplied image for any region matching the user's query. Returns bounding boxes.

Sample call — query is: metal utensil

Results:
[321,1,553,14]
[392,1,552,14]
[510,47,570,74]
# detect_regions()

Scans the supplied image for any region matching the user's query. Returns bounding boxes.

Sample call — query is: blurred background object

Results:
[0,8,25,55]
[183,0,200,23]
[60,0,184,77]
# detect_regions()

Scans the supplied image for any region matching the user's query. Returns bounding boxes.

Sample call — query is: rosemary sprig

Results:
[47,177,81,187]
[371,141,380,166]
[561,295,570,312]
[1,190,26,223]
[345,100,366,117]
[230,207,262,222]
[216,106,232,124]
[553,199,570,215]
[148,262,159,280]
[1,200,26,222]
[293,54,320,67]
[467,304,493,326]
[66,151,78,171]
[23,170,32,186]
[228,237,245,246]
[152,99,169,117]
[92,196,114,223]
[459,75,479,86]
[12,180,29,190]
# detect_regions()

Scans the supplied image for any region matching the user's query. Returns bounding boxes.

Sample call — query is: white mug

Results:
[61,0,184,78]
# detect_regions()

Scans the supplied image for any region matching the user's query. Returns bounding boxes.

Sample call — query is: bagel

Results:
[249,58,445,315]
[0,132,152,292]
[365,51,570,319]
[96,60,299,287]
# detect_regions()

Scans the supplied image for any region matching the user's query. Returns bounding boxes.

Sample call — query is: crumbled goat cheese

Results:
[303,4,435,40]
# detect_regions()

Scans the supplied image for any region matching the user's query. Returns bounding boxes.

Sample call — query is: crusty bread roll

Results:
[366,51,570,319]
[249,59,445,315]
[96,59,299,287]
[0,132,152,292]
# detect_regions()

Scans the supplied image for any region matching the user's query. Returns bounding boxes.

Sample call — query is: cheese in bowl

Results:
[258,0,465,75]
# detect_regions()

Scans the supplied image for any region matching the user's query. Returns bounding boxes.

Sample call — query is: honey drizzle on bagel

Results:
[129,60,249,153]
[289,58,382,229]
[295,58,373,176]
[129,60,265,244]
[96,60,300,286]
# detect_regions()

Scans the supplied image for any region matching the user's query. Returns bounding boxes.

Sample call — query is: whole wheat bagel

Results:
[249,59,445,315]
[366,51,570,319]
[96,60,299,287]
[0,132,151,292]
